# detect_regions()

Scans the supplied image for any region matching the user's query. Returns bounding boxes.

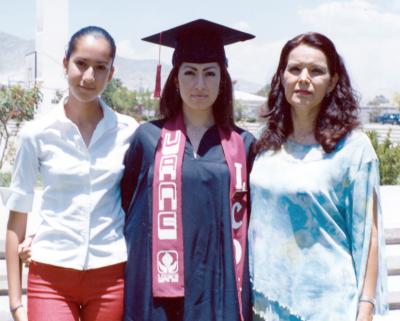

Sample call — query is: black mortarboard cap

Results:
[142,19,255,67]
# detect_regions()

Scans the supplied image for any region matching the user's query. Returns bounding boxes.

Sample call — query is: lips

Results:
[191,94,208,99]
[79,85,96,91]
[295,89,312,96]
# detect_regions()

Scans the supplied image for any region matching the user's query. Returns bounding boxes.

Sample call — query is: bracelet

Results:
[10,303,23,313]
[359,295,376,310]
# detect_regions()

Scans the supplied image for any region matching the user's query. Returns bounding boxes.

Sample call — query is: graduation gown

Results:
[121,120,255,321]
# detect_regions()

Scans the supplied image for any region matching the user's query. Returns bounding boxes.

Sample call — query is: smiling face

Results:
[64,34,114,104]
[177,62,221,114]
[282,44,338,116]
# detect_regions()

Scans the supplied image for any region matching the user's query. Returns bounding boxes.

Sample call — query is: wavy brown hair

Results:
[255,32,359,154]
[159,63,234,128]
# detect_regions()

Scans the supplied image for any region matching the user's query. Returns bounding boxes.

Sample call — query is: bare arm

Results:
[6,211,28,321]
[357,191,379,321]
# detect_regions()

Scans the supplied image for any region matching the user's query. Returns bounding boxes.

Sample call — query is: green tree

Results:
[137,89,158,120]
[102,79,159,120]
[367,94,389,107]
[101,78,124,107]
[366,130,400,185]
[102,78,138,115]
[0,84,42,168]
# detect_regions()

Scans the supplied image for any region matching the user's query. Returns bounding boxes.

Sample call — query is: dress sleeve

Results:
[0,124,39,213]
[347,157,389,314]
[120,128,143,215]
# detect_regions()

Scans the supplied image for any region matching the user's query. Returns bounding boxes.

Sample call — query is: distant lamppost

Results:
[25,50,38,86]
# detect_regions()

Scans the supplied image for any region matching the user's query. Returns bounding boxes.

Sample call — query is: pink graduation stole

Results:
[152,113,248,320]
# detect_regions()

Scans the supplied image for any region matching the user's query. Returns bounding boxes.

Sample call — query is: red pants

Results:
[27,261,125,321]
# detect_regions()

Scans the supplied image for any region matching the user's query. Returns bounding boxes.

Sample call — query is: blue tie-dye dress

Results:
[248,130,388,321]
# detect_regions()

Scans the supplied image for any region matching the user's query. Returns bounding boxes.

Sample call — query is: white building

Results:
[33,0,69,114]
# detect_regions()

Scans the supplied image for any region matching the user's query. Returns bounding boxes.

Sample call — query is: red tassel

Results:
[154,63,162,98]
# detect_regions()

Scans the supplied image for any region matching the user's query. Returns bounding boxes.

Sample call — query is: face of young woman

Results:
[281,44,338,115]
[177,62,221,113]
[64,35,114,104]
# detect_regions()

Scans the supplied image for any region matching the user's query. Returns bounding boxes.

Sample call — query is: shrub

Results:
[0,171,11,187]
[366,130,400,185]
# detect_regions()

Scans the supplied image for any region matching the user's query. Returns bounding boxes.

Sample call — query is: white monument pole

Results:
[35,0,69,114]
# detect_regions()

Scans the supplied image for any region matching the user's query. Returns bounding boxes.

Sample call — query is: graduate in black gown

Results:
[121,19,255,321]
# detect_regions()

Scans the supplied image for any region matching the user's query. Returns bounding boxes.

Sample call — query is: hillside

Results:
[0,32,34,84]
[0,31,262,93]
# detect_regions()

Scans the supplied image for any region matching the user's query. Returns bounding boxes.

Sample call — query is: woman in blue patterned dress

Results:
[248,32,388,321]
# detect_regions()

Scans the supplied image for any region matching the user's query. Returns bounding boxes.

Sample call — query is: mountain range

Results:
[0,31,262,93]
[0,32,34,84]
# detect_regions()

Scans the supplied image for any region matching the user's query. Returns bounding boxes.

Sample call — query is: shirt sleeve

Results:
[0,124,39,213]
[120,128,143,215]
[347,156,389,314]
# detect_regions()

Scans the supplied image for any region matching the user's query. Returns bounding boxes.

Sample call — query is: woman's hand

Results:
[356,302,374,321]
[18,235,34,267]
[11,305,28,321]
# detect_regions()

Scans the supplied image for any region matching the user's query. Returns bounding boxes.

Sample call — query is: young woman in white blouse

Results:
[4,26,137,321]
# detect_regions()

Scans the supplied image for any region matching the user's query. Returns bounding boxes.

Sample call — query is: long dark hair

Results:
[159,63,234,128]
[255,32,359,154]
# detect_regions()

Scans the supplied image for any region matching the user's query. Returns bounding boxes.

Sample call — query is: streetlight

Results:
[25,50,37,86]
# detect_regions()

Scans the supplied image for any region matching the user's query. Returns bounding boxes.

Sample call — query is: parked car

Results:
[375,113,400,125]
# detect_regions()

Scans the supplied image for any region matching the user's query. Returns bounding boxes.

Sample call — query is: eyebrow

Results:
[287,61,326,67]
[183,65,218,71]
[74,57,111,65]
[286,62,328,69]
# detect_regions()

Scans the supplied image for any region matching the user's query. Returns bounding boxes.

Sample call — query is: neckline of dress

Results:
[281,139,324,162]
[286,138,320,149]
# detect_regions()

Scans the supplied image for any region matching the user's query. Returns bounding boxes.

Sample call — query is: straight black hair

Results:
[65,26,116,63]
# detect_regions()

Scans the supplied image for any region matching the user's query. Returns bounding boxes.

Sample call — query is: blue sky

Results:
[1,0,400,103]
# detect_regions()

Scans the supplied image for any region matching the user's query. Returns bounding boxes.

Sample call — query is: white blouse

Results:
[1,99,138,270]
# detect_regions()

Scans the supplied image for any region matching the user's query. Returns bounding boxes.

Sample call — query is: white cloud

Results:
[226,40,284,87]
[296,0,400,103]
[233,21,251,31]
[116,40,138,59]
[299,0,400,36]
[116,39,173,62]
[391,0,400,11]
